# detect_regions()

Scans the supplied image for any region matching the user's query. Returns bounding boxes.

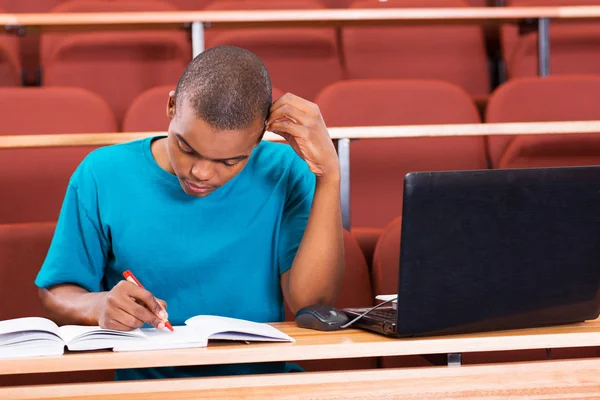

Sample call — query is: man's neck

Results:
[150,137,176,175]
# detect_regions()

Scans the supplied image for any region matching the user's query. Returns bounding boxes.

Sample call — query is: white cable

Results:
[340,297,398,329]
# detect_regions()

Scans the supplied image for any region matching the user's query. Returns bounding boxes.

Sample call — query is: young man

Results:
[35,46,344,380]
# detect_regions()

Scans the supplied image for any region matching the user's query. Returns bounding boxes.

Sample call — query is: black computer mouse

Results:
[294,304,349,331]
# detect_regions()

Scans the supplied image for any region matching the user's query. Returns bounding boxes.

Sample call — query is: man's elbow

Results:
[38,288,53,315]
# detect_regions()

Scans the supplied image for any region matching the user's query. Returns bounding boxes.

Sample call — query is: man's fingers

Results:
[126,300,164,329]
[156,298,167,310]
[266,105,312,127]
[108,308,145,330]
[101,318,136,331]
[270,93,319,117]
[268,119,308,139]
[126,284,167,320]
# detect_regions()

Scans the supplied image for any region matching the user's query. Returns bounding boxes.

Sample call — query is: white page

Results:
[0,331,63,346]
[113,326,207,352]
[0,343,64,359]
[185,316,294,342]
[0,317,59,336]
[0,317,63,359]
[59,325,147,351]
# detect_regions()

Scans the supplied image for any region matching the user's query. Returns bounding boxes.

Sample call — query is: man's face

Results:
[166,94,265,198]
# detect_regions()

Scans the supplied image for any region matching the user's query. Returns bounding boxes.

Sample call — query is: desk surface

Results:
[3,358,600,399]
[2,7,600,32]
[2,319,600,376]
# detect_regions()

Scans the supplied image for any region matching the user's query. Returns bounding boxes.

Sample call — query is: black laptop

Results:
[344,166,600,337]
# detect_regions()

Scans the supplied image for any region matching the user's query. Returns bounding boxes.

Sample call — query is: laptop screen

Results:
[396,166,600,336]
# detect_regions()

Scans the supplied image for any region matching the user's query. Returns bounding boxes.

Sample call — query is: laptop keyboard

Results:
[369,308,397,321]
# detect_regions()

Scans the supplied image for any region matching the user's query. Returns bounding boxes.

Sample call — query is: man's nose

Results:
[190,159,215,182]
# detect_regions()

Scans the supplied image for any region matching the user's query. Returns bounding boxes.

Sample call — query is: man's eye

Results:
[177,141,193,154]
[223,161,240,168]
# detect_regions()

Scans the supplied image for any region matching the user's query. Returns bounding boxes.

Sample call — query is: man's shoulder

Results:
[251,140,304,174]
[250,141,315,193]
[72,137,150,187]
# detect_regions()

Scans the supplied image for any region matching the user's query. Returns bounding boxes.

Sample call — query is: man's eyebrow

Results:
[175,133,249,162]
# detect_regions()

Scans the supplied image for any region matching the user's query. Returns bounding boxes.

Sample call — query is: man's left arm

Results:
[267,93,344,314]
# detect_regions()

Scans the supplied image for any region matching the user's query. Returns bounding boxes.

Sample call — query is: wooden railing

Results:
[3,120,600,229]
[3,6,600,71]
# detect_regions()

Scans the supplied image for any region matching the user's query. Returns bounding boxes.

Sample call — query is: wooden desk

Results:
[2,320,600,376]
[2,358,600,399]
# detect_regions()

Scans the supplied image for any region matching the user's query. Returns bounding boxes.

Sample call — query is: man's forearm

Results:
[38,285,106,326]
[286,174,344,312]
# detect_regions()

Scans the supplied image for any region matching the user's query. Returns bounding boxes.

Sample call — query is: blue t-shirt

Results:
[35,136,315,380]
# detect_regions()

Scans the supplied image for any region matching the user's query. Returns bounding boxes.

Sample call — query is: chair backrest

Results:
[0,222,56,320]
[486,75,600,168]
[371,217,401,297]
[501,0,600,78]
[41,0,191,124]
[123,86,286,132]
[204,0,343,101]
[315,79,486,229]
[0,222,116,386]
[343,0,490,97]
[0,8,21,86]
[284,229,377,371]
[0,87,118,224]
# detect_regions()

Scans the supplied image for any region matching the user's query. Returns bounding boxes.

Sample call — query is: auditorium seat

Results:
[371,217,549,368]
[153,0,214,9]
[0,87,118,224]
[486,75,600,168]
[204,0,343,101]
[0,10,21,87]
[0,1,60,85]
[315,79,487,260]
[285,230,378,371]
[0,222,115,386]
[123,85,285,132]
[343,0,490,98]
[41,0,191,123]
[502,0,600,79]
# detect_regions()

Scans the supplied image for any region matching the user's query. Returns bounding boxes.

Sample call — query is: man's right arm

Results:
[39,283,168,330]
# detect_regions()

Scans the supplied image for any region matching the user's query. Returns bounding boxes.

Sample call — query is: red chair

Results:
[315,80,486,259]
[343,0,490,98]
[123,86,285,132]
[0,222,115,386]
[285,230,378,371]
[0,8,21,86]
[204,0,343,101]
[41,0,191,124]
[486,75,600,168]
[501,0,600,79]
[0,1,60,85]
[0,87,118,223]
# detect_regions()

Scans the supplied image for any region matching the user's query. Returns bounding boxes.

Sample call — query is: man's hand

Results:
[94,281,168,331]
[266,93,339,181]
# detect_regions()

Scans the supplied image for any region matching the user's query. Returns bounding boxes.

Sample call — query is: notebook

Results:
[0,315,294,359]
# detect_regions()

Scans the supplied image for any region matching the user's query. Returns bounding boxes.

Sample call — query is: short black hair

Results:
[174,46,272,131]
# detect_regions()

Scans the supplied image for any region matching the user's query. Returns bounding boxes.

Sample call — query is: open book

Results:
[0,315,294,359]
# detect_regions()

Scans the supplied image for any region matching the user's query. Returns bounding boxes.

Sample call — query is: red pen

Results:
[122,270,174,332]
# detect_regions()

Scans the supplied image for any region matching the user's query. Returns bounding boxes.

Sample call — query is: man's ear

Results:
[256,125,266,144]
[166,90,176,120]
